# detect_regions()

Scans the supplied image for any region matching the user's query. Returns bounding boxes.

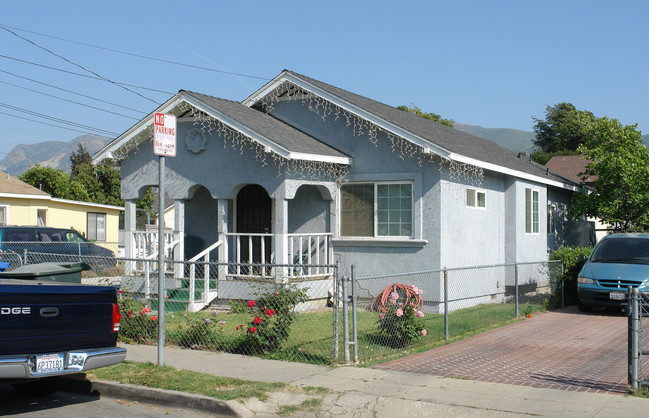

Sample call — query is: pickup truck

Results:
[0,279,126,395]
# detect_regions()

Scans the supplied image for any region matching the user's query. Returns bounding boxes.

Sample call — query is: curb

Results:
[59,376,239,416]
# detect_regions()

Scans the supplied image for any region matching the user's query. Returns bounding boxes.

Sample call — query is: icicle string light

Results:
[258,81,483,186]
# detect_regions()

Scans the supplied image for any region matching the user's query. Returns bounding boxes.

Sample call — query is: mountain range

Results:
[1,128,648,177]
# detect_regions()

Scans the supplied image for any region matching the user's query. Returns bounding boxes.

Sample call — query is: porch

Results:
[127,230,334,312]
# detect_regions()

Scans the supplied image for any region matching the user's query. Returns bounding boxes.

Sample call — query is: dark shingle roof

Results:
[182,91,349,160]
[282,71,573,185]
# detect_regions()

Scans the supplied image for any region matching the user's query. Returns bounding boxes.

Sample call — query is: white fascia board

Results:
[0,193,50,200]
[449,153,580,191]
[50,198,124,211]
[288,152,350,165]
[93,95,182,163]
[244,73,452,159]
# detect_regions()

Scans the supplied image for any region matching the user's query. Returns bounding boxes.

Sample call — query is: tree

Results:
[397,104,455,128]
[530,102,599,164]
[570,118,649,232]
[20,165,89,201]
[70,143,93,176]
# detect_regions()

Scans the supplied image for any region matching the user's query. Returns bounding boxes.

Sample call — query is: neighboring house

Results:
[545,155,609,243]
[94,70,590,280]
[0,170,123,253]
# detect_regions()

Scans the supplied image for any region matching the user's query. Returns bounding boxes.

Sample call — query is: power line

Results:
[0,23,272,82]
[0,54,173,95]
[0,25,159,105]
[0,68,148,114]
[0,102,120,136]
[0,110,117,137]
[0,79,141,120]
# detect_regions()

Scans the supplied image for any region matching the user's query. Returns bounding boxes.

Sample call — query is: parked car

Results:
[0,226,117,269]
[577,233,649,312]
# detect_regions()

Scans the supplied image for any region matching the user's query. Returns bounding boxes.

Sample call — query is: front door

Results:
[236,185,272,267]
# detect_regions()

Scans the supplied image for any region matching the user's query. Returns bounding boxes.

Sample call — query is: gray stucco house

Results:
[94,70,590,284]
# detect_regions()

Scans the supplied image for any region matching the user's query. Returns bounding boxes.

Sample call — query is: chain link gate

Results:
[628,287,649,392]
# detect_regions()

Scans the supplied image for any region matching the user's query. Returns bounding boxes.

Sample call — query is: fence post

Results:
[351,265,358,363]
[515,263,519,319]
[332,266,339,361]
[23,249,28,265]
[342,274,350,363]
[444,268,449,340]
[560,262,565,308]
[629,286,640,391]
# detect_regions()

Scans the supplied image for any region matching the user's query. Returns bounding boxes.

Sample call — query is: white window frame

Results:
[466,188,486,209]
[547,203,557,235]
[87,212,107,241]
[525,188,540,234]
[0,205,8,226]
[37,209,47,226]
[340,181,414,239]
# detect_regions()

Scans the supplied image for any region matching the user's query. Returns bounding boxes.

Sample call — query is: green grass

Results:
[87,361,289,401]
[121,302,547,365]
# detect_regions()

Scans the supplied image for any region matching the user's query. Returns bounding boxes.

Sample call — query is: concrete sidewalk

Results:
[105,343,649,417]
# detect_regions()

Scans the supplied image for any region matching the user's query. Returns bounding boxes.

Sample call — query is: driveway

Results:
[372,306,629,394]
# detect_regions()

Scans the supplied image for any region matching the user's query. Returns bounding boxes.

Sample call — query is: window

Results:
[87,212,106,241]
[547,204,557,235]
[466,188,486,208]
[0,206,6,226]
[37,209,47,226]
[525,188,539,234]
[341,182,413,238]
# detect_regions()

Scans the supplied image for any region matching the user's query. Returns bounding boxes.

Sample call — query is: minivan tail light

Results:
[112,303,121,332]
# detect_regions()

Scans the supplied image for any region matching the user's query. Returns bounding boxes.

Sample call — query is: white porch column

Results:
[273,197,289,281]
[124,199,137,274]
[217,199,229,279]
[173,199,185,277]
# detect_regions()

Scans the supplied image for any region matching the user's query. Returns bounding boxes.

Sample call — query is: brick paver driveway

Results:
[373,306,629,394]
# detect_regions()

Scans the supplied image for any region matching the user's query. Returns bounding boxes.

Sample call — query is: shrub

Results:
[118,294,158,344]
[550,246,593,304]
[235,285,308,355]
[375,284,427,348]
[174,313,227,350]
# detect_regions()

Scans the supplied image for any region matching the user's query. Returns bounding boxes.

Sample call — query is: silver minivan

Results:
[577,233,649,312]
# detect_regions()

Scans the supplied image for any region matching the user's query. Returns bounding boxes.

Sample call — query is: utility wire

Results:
[0,79,141,120]
[0,110,117,137]
[0,54,173,95]
[0,68,148,114]
[0,23,272,82]
[0,25,160,105]
[0,102,119,136]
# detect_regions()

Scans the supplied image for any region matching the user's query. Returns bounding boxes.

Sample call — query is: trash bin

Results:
[0,262,91,283]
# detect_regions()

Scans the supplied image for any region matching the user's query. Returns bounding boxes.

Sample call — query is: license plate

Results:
[610,291,626,301]
[35,354,65,375]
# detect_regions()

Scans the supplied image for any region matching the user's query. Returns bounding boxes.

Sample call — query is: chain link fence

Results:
[344,261,563,363]
[0,248,564,365]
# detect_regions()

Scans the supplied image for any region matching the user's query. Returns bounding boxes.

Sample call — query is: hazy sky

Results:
[1,1,646,162]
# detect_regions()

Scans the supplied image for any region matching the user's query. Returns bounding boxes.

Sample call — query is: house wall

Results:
[0,196,121,253]
[288,185,329,234]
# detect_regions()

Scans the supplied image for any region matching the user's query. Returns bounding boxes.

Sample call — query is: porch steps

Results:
[151,279,219,313]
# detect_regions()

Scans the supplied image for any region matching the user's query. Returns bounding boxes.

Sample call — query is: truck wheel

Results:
[12,378,58,396]
[577,301,593,312]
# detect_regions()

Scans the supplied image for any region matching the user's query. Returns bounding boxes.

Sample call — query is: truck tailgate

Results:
[0,280,119,355]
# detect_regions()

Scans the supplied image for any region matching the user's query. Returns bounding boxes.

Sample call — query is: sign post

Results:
[153,113,176,367]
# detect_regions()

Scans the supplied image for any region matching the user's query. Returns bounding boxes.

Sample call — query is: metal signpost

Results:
[153,112,176,366]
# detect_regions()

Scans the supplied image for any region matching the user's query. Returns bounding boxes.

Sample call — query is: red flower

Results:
[265,309,275,317]
[150,316,157,321]
[254,317,262,324]
[247,300,256,308]
[142,307,151,313]
[249,327,257,333]
[236,325,243,330]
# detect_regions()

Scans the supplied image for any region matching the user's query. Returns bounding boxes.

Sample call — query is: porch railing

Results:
[187,240,222,311]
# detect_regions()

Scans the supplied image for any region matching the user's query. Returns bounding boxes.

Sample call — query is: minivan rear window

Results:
[591,238,649,263]
[5,230,36,241]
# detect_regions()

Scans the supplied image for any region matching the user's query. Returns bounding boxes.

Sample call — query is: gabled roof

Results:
[0,170,49,198]
[244,70,578,189]
[94,90,350,165]
[545,155,596,186]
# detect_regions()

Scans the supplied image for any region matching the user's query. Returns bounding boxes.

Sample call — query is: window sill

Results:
[332,238,428,248]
